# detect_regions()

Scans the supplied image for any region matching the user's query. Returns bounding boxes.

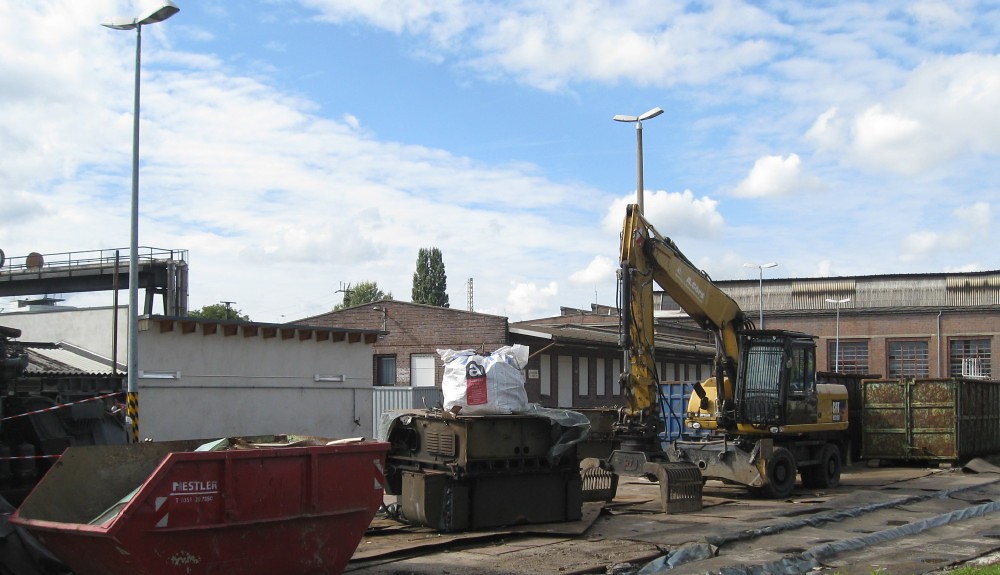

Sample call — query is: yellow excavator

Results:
[610,204,848,499]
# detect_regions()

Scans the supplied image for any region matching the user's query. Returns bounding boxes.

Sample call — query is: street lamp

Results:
[103,1,180,442]
[614,107,664,214]
[825,297,852,372]
[744,262,777,328]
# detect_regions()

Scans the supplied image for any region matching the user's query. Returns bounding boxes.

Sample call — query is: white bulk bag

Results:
[438,345,530,415]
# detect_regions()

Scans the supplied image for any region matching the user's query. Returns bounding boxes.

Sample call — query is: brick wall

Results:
[298,301,508,387]
[766,308,1000,378]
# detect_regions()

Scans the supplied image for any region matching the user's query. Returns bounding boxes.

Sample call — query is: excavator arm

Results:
[619,204,750,428]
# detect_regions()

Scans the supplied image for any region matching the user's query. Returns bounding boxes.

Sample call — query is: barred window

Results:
[827,340,869,374]
[888,340,929,378]
[949,339,991,379]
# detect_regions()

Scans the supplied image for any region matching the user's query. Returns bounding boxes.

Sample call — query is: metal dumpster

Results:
[861,378,1000,462]
[10,435,389,575]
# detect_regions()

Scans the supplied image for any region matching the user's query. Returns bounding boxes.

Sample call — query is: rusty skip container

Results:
[10,436,389,575]
[861,378,1000,462]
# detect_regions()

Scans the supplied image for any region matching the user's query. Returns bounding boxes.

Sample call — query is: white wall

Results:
[1,308,377,441]
[1,307,126,362]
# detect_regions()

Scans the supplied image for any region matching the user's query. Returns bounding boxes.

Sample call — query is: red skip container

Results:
[10,436,388,575]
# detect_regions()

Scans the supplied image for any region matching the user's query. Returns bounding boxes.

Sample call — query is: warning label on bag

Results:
[465,361,488,405]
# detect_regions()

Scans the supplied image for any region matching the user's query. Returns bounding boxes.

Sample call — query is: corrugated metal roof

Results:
[946,273,1000,289]
[715,269,1000,312]
[510,322,715,355]
[22,343,117,376]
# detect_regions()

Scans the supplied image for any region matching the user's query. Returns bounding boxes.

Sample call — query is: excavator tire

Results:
[755,446,797,499]
[801,443,841,489]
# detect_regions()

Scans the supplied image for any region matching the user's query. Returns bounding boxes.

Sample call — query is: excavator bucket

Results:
[642,461,703,513]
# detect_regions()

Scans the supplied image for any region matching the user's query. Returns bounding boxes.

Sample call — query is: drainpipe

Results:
[937,310,943,377]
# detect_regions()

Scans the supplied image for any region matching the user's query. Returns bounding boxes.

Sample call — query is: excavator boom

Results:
[619,204,748,417]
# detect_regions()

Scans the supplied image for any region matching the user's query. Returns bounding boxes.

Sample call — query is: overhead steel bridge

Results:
[0,247,188,315]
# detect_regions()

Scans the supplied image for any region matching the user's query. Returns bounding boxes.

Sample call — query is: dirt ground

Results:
[347,458,1000,575]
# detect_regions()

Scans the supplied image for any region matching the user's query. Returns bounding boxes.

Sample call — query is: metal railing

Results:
[0,248,187,277]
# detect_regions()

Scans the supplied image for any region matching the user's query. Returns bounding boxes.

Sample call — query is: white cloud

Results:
[899,201,992,263]
[569,255,616,286]
[302,1,786,90]
[816,260,834,277]
[905,1,970,29]
[732,153,821,198]
[806,54,1000,175]
[806,107,844,151]
[505,281,558,318]
[603,190,725,238]
[954,201,991,228]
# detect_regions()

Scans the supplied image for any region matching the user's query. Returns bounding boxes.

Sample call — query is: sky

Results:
[1,0,997,323]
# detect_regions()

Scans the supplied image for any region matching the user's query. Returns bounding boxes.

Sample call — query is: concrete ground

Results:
[347,459,1000,575]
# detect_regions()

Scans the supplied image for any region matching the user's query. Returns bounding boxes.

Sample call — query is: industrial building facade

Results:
[299,301,715,410]
[714,270,999,380]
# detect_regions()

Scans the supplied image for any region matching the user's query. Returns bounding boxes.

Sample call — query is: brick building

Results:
[713,270,1000,379]
[297,301,508,388]
[298,301,714,409]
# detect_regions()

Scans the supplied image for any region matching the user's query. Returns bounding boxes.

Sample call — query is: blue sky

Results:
[1,1,997,322]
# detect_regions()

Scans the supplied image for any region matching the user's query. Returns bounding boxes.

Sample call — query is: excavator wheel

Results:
[801,443,841,489]
[755,446,797,499]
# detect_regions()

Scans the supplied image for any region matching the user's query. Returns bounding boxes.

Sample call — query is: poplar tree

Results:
[411,248,449,307]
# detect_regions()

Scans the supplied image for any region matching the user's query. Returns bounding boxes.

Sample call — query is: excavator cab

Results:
[734,331,818,431]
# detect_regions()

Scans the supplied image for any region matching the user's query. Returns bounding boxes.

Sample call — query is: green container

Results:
[861,378,1000,462]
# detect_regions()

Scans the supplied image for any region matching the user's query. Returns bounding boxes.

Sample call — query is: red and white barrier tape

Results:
[0,391,124,423]
[0,454,62,461]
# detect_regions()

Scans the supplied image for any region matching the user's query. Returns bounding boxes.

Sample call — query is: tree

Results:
[412,247,449,307]
[334,281,392,311]
[188,302,250,321]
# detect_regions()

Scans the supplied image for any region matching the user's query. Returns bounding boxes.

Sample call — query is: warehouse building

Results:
[714,269,999,379]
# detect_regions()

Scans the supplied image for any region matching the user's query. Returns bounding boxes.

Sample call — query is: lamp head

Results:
[102,1,179,30]
[638,107,664,121]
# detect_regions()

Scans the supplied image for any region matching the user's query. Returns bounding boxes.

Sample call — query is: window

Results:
[410,354,436,387]
[827,340,869,374]
[788,345,816,395]
[375,355,396,386]
[888,340,929,377]
[950,339,991,379]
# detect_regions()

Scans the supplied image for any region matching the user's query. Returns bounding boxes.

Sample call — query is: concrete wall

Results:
[0,308,379,441]
[137,317,376,441]
[0,306,127,362]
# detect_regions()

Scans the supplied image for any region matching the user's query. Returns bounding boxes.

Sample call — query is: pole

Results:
[126,24,142,444]
[835,304,841,372]
[636,121,644,214]
[757,268,764,328]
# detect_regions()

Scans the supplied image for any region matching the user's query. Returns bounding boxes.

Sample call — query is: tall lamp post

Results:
[613,107,664,214]
[103,1,180,442]
[825,297,851,372]
[744,262,777,328]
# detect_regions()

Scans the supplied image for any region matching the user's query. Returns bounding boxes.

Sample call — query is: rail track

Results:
[347,459,1000,575]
